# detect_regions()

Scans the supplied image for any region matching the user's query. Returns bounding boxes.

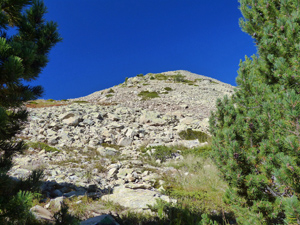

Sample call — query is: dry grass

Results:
[163,155,230,213]
[26,99,68,108]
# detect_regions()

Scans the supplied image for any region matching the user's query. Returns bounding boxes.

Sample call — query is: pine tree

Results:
[0,0,61,223]
[209,0,300,224]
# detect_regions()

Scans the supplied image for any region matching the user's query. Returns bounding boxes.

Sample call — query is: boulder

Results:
[117,137,132,147]
[30,205,53,222]
[102,185,175,210]
[80,214,119,225]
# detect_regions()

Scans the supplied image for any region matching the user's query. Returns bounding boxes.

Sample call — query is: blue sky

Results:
[33,0,257,100]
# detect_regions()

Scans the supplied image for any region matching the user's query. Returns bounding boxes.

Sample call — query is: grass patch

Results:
[101,143,121,150]
[164,87,173,91]
[97,101,118,106]
[162,155,232,217]
[106,94,114,98]
[138,91,160,100]
[149,72,196,85]
[72,100,89,104]
[143,83,150,86]
[136,73,144,77]
[179,129,212,143]
[26,142,60,153]
[108,88,115,93]
[154,73,168,80]
[26,99,68,108]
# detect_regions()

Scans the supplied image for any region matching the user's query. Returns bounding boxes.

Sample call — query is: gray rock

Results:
[97,147,118,157]
[118,137,132,147]
[80,214,119,225]
[63,116,82,126]
[102,185,175,210]
[30,205,53,221]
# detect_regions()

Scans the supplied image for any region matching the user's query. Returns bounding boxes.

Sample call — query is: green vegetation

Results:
[209,0,300,224]
[108,88,115,93]
[140,144,212,163]
[46,99,55,102]
[72,100,89,104]
[136,73,144,77]
[179,129,211,143]
[149,72,197,85]
[0,0,62,223]
[106,94,114,98]
[101,143,121,150]
[26,99,68,108]
[138,91,160,100]
[26,142,60,153]
[133,143,232,224]
[164,87,173,91]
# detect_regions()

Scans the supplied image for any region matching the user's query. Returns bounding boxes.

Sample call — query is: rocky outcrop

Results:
[11,70,234,223]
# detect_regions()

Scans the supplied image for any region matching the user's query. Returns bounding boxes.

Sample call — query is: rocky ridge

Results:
[11,70,234,224]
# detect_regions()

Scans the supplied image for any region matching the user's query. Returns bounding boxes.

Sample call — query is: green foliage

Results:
[210,0,300,223]
[53,202,80,225]
[181,145,212,158]
[164,87,173,91]
[138,91,160,100]
[72,100,89,104]
[2,191,37,224]
[106,94,113,98]
[26,142,60,152]
[116,198,231,225]
[108,88,115,93]
[125,77,129,83]
[147,145,177,163]
[154,73,168,80]
[0,0,61,223]
[137,73,144,77]
[101,143,121,150]
[46,99,55,102]
[179,129,211,143]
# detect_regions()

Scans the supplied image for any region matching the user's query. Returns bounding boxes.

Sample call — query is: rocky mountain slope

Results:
[12,70,234,223]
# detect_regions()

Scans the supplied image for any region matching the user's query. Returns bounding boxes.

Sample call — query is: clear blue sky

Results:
[33,0,257,100]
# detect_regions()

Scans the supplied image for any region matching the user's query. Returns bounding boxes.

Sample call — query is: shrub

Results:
[108,88,115,93]
[164,87,173,91]
[178,129,211,143]
[210,0,300,223]
[138,91,160,100]
[26,142,60,153]
[72,100,89,104]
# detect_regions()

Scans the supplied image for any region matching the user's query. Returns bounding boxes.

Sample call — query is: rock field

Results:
[11,70,234,223]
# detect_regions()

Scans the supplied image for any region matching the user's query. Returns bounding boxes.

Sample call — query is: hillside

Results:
[14,71,235,224]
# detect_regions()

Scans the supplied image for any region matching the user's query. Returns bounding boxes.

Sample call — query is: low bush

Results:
[72,100,89,104]
[138,91,160,100]
[26,142,60,152]
[179,129,211,143]
[164,87,173,91]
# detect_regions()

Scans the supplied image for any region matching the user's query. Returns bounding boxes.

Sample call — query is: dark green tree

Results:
[210,0,300,224]
[0,0,61,223]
